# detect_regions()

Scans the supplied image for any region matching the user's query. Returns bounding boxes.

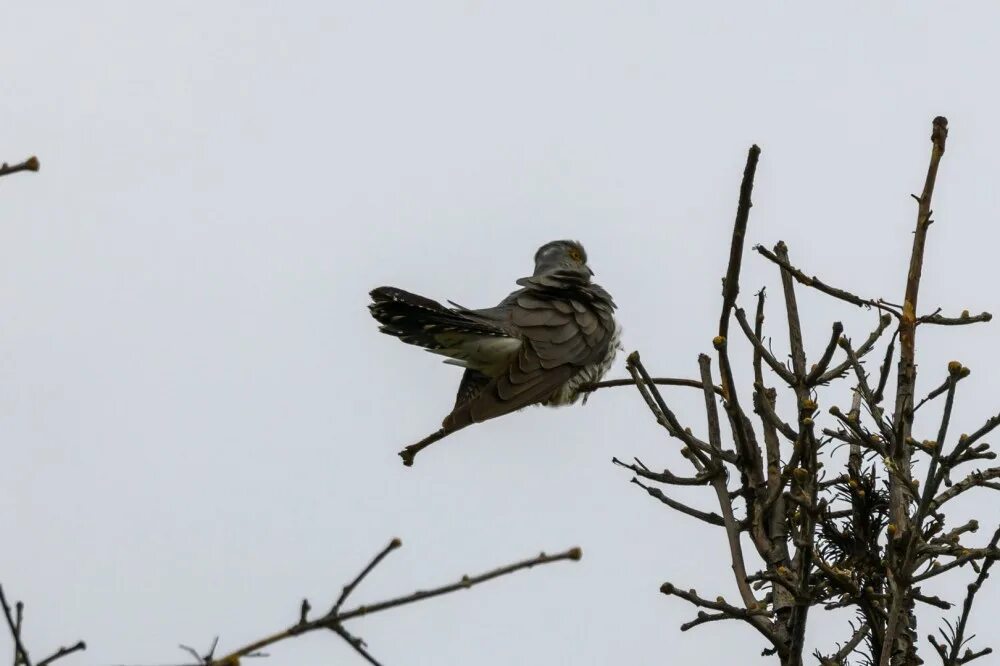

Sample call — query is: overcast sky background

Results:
[3,3,1000,665]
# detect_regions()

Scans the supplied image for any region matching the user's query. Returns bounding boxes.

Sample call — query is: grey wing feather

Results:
[442,284,615,432]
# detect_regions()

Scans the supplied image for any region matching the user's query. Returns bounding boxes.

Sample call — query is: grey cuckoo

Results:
[369,239,620,465]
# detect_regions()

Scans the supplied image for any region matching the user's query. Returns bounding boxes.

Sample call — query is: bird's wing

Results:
[442,288,615,431]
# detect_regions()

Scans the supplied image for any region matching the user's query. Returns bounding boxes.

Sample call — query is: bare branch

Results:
[0,586,85,666]
[0,156,40,178]
[332,538,402,614]
[36,643,87,666]
[331,625,382,666]
[941,527,1000,665]
[805,321,845,386]
[929,468,1000,512]
[628,477,726,526]
[816,623,870,665]
[612,457,715,486]
[132,540,583,666]
[719,144,762,339]
[581,376,724,397]
[734,307,796,385]
[818,313,894,385]
[659,582,778,648]
[918,311,992,326]
[754,245,901,317]
[0,586,32,666]
[881,116,950,666]
[334,545,582,622]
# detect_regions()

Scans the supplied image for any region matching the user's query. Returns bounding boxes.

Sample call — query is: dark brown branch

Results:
[881,117,950,666]
[699,355,760,613]
[754,245,901,317]
[331,625,382,666]
[818,314,894,385]
[0,586,32,666]
[36,643,87,666]
[629,477,726,526]
[949,411,1000,462]
[929,468,1000,511]
[335,546,582,622]
[914,376,953,413]
[872,328,898,405]
[805,322,845,386]
[918,311,992,326]
[838,337,895,445]
[332,538,402,614]
[719,144,762,339]
[911,591,951,610]
[734,307,796,385]
[0,156,40,178]
[612,457,715,486]
[916,367,963,526]
[912,544,1000,584]
[0,587,85,666]
[942,527,1000,665]
[773,240,819,666]
[753,383,799,442]
[817,623,870,665]
[155,540,584,666]
[625,352,732,466]
[660,582,778,648]
[581,377,724,397]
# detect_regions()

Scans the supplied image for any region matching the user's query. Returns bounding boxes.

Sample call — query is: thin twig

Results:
[918,311,992,326]
[331,625,382,666]
[332,538,402,614]
[0,156,40,178]
[817,623,870,665]
[125,541,582,666]
[581,377,724,397]
[943,527,1000,665]
[629,478,726,526]
[36,643,87,666]
[0,586,33,666]
[805,321,845,386]
[818,314,894,385]
[754,245,901,317]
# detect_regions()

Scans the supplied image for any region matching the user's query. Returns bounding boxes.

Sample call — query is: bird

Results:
[368,239,621,466]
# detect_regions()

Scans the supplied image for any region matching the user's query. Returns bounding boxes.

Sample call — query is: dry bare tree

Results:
[585,116,999,666]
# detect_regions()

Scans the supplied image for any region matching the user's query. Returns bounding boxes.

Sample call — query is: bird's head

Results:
[532,240,593,278]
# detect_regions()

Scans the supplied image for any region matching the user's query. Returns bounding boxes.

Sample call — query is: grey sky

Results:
[3,2,1000,664]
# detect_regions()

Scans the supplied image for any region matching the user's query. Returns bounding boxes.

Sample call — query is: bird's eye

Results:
[568,248,583,262]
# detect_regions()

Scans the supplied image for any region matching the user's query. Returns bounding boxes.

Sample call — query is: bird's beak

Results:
[588,266,595,276]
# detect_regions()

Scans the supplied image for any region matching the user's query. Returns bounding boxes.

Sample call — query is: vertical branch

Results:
[698,356,766,626]
[715,144,768,550]
[719,144,762,341]
[882,116,949,666]
[0,587,32,666]
[847,389,863,478]
[772,241,815,666]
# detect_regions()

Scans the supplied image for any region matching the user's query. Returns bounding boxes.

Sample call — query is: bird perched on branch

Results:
[369,239,621,466]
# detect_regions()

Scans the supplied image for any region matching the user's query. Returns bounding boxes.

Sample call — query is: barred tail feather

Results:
[368,286,510,352]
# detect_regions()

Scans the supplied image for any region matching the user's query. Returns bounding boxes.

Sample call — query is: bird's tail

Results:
[368,286,505,351]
